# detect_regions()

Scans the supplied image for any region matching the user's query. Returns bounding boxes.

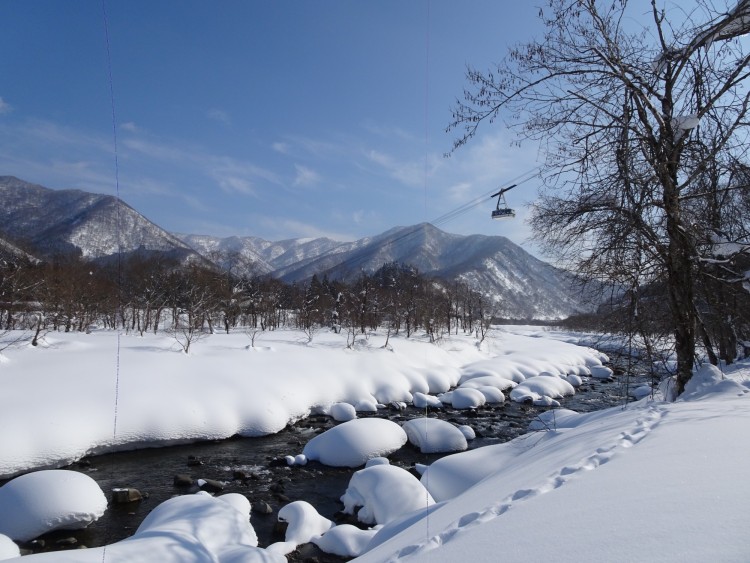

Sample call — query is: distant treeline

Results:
[0,252,500,348]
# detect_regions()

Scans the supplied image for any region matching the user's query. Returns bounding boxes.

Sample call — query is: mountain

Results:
[0,234,40,265]
[181,224,592,320]
[0,176,593,319]
[175,233,346,277]
[0,176,197,262]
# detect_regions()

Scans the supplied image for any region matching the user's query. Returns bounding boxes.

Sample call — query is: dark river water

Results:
[9,366,648,561]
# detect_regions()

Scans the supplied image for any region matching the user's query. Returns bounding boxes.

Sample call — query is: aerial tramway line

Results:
[490,184,517,220]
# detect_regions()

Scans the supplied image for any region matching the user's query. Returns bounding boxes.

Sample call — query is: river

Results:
[9,367,646,561]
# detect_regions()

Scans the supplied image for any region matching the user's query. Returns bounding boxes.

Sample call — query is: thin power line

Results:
[316,166,542,279]
[423,0,431,223]
[101,0,121,445]
[101,1,120,560]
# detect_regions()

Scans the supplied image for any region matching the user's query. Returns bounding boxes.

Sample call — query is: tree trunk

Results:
[664,182,696,395]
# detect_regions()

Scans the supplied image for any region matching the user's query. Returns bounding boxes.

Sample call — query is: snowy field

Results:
[0,326,748,561]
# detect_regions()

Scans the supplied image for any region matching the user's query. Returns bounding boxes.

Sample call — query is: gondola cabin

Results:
[490,184,517,220]
[492,207,515,220]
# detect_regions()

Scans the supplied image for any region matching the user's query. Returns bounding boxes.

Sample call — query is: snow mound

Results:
[0,535,19,560]
[458,374,517,391]
[341,464,435,525]
[412,392,443,409]
[458,425,475,440]
[510,375,575,405]
[589,365,614,380]
[8,492,280,562]
[402,418,468,453]
[442,388,486,409]
[329,402,357,422]
[302,418,407,467]
[267,501,333,556]
[354,399,379,412]
[0,470,107,542]
[563,373,583,387]
[460,360,526,384]
[475,386,506,404]
[680,363,748,400]
[136,492,260,549]
[313,524,377,558]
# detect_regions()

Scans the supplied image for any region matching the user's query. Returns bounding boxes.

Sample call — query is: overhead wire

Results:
[314,164,543,279]
[101,1,121,560]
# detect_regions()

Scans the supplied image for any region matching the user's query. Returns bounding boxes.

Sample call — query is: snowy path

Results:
[356,369,750,562]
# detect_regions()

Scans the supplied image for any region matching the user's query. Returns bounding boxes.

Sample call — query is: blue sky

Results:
[0,1,546,253]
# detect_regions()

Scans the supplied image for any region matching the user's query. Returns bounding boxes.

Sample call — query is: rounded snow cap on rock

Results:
[0,534,20,559]
[302,418,407,467]
[450,387,487,409]
[330,402,357,422]
[402,418,468,453]
[0,469,107,542]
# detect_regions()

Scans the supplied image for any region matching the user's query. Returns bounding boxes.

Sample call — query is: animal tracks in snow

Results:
[394,405,667,561]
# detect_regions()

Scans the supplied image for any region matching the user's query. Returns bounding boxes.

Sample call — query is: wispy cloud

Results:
[122,137,186,162]
[274,134,345,159]
[293,164,321,187]
[120,121,138,132]
[207,108,231,125]
[0,97,12,115]
[362,121,416,142]
[365,148,438,188]
[121,133,283,196]
[447,181,473,202]
[256,216,356,241]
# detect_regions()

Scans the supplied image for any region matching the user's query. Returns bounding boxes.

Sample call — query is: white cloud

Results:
[272,141,290,154]
[362,121,415,142]
[0,97,11,115]
[120,121,138,132]
[256,216,356,241]
[447,181,473,202]
[216,175,256,196]
[123,137,186,162]
[293,164,321,187]
[365,148,439,189]
[207,108,231,125]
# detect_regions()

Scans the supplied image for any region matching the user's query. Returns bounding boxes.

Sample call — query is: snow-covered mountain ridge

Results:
[180,224,590,320]
[0,176,196,261]
[0,176,592,319]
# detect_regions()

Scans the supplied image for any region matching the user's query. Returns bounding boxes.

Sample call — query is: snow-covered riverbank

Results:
[1,327,748,561]
[0,327,609,479]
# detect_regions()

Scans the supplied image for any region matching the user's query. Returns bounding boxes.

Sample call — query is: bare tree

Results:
[449,0,750,393]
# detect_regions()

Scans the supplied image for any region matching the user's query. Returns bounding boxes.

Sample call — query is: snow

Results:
[441,387,486,409]
[266,501,333,556]
[509,374,575,406]
[329,402,357,422]
[301,418,408,467]
[313,525,377,558]
[412,392,443,409]
[340,464,435,525]
[0,330,482,478]
[0,535,20,560]
[0,470,107,542]
[1,325,749,561]
[474,385,506,404]
[355,361,750,562]
[458,373,516,390]
[0,492,282,562]
[401,418,468,454]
